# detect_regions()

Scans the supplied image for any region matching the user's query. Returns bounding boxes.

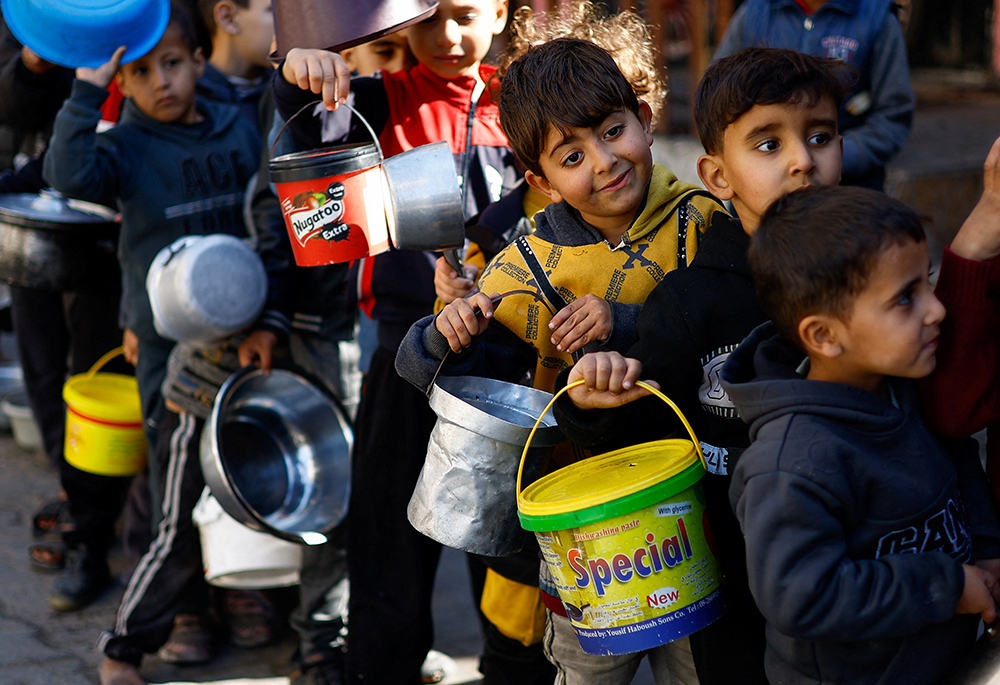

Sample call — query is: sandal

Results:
[29,541,66,572]
[32,498,71,540]
[157,613,214,665]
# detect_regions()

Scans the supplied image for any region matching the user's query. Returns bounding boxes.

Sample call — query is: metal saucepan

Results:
[200,366,353,545]
[382,140,466,253]
[0,190,119,290]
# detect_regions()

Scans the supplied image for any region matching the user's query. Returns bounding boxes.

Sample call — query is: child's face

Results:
[341,32,415,76]
[525,103,654,240]
[698,96,842,233]
[406,0,507,79]
[812,238,945,394]
[231,0,275,70]
[116,24,205,124]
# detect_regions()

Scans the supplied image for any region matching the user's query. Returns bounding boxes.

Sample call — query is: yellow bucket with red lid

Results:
[63,347,146,476]
[517,381,727,656]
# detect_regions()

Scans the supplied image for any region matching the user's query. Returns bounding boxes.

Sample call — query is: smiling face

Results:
[698,96,842,234]
[525,103,654,243]
[406,0,507,80]
[807,238,945,395]
[116,23,205,124]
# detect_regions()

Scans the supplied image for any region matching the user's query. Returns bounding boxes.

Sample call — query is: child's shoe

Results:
[224,588,278,648]
[156,613,213,665]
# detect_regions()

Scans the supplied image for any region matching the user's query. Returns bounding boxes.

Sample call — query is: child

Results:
[270,2,515,682]
[195,0,274,134]
[552,46,846,684]
[41,4,260,684]
[722,185,1000,685]
[396,37,728,684]
[433,0,667,304]
[714,0,914,190]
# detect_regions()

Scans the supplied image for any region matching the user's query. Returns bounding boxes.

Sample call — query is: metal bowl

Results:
[200,367,352,545]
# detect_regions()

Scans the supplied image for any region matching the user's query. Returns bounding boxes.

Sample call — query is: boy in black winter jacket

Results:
[721,185,1000,685]
[553,47,847,684]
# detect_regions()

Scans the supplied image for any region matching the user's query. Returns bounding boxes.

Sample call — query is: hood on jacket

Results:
[721,321,914,441]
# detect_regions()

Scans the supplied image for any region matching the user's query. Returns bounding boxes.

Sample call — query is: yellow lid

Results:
[519,439,699,519]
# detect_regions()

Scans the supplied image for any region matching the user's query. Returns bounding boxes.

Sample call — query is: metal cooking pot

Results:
[0,190,119,290]
[200,366,352,545]
[408,376,563,557]
[382,141,465,252]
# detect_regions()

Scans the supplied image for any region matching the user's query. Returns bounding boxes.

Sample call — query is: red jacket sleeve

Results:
[921,247,1000,436]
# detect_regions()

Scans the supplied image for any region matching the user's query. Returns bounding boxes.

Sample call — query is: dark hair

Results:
[693,47,854,154]
[749,186,926,346]
[167,0,203,55]
[498,38,640,176]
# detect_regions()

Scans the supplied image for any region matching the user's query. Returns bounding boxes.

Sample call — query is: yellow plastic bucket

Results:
[517,381,726,656]
[63,347,146,476]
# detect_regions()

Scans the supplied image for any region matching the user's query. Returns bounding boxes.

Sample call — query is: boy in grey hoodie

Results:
[722,185,1000,685]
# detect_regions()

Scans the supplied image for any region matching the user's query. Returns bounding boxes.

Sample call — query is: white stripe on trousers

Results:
[113,412,197,636]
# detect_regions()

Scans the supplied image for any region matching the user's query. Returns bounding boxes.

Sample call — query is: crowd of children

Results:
[8,0,1000,683]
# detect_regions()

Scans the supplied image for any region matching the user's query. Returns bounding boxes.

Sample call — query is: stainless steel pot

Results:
[0,190,119,290]
[200,366,352,545]
[383,141,465,252]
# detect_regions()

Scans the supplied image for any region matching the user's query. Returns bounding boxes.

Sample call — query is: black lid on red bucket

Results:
[269,143,381,184]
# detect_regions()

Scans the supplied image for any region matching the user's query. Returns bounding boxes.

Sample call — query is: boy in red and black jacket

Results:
[270,2,518,683]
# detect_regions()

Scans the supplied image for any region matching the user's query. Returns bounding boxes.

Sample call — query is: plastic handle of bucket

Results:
[87,346,129,376]
[515,380,707,509]
[270,100,384,162]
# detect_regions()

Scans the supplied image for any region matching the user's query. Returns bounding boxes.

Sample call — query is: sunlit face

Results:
[405,0,507,79]
[821,239,945,394]
[116,24,205,124]
[341,32,415,76]
[526,103,654,242]
[232,0,274,70]
[710,97,842,233]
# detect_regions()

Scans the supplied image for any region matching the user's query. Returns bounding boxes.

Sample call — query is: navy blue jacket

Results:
[715,0,915,188]
[723,322,1000,684]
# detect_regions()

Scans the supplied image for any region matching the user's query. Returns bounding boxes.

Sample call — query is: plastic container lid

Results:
[518,439,704,531]
[269,143,381,184]
[2,0,170,69]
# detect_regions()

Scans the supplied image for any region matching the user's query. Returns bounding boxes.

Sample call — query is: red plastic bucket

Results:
[269,143,390,266]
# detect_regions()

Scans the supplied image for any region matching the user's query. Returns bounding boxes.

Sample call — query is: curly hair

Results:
[496,1,666,125]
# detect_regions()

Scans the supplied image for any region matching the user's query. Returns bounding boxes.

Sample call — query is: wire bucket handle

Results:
[270,100,384,162]
[515,380,707,509]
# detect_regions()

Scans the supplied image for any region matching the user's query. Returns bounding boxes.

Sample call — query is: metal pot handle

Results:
[270,100,384,162]
[515,380,707,509]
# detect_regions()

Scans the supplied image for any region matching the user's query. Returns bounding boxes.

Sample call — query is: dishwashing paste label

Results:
[535,483,727,656]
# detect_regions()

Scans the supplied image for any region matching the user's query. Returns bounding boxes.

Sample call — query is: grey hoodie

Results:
[721,322,1000,685]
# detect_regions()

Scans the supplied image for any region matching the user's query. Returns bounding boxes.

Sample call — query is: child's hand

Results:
[434,256,478,304]
[122,328,138,366]
[957,563,998,623]
[435,291,498,353]
[238,330,279,372]
[281,48,350,111]
[976,559,1000,605]
[76,46,126,90]
[550,294,612,354]
[566,351,656,410]
[950,135,1000,261]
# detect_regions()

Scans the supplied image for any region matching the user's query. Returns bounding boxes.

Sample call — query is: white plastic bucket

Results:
[192,488,302,589]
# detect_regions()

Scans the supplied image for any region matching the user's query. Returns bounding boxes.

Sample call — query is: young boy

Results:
[722,185,1000,685]
[714,0,914,190]
[270,2,516,682]
[553,47,846,684]
[41,5,260,684]
[196,0,274,134]
[395,37,727,684]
